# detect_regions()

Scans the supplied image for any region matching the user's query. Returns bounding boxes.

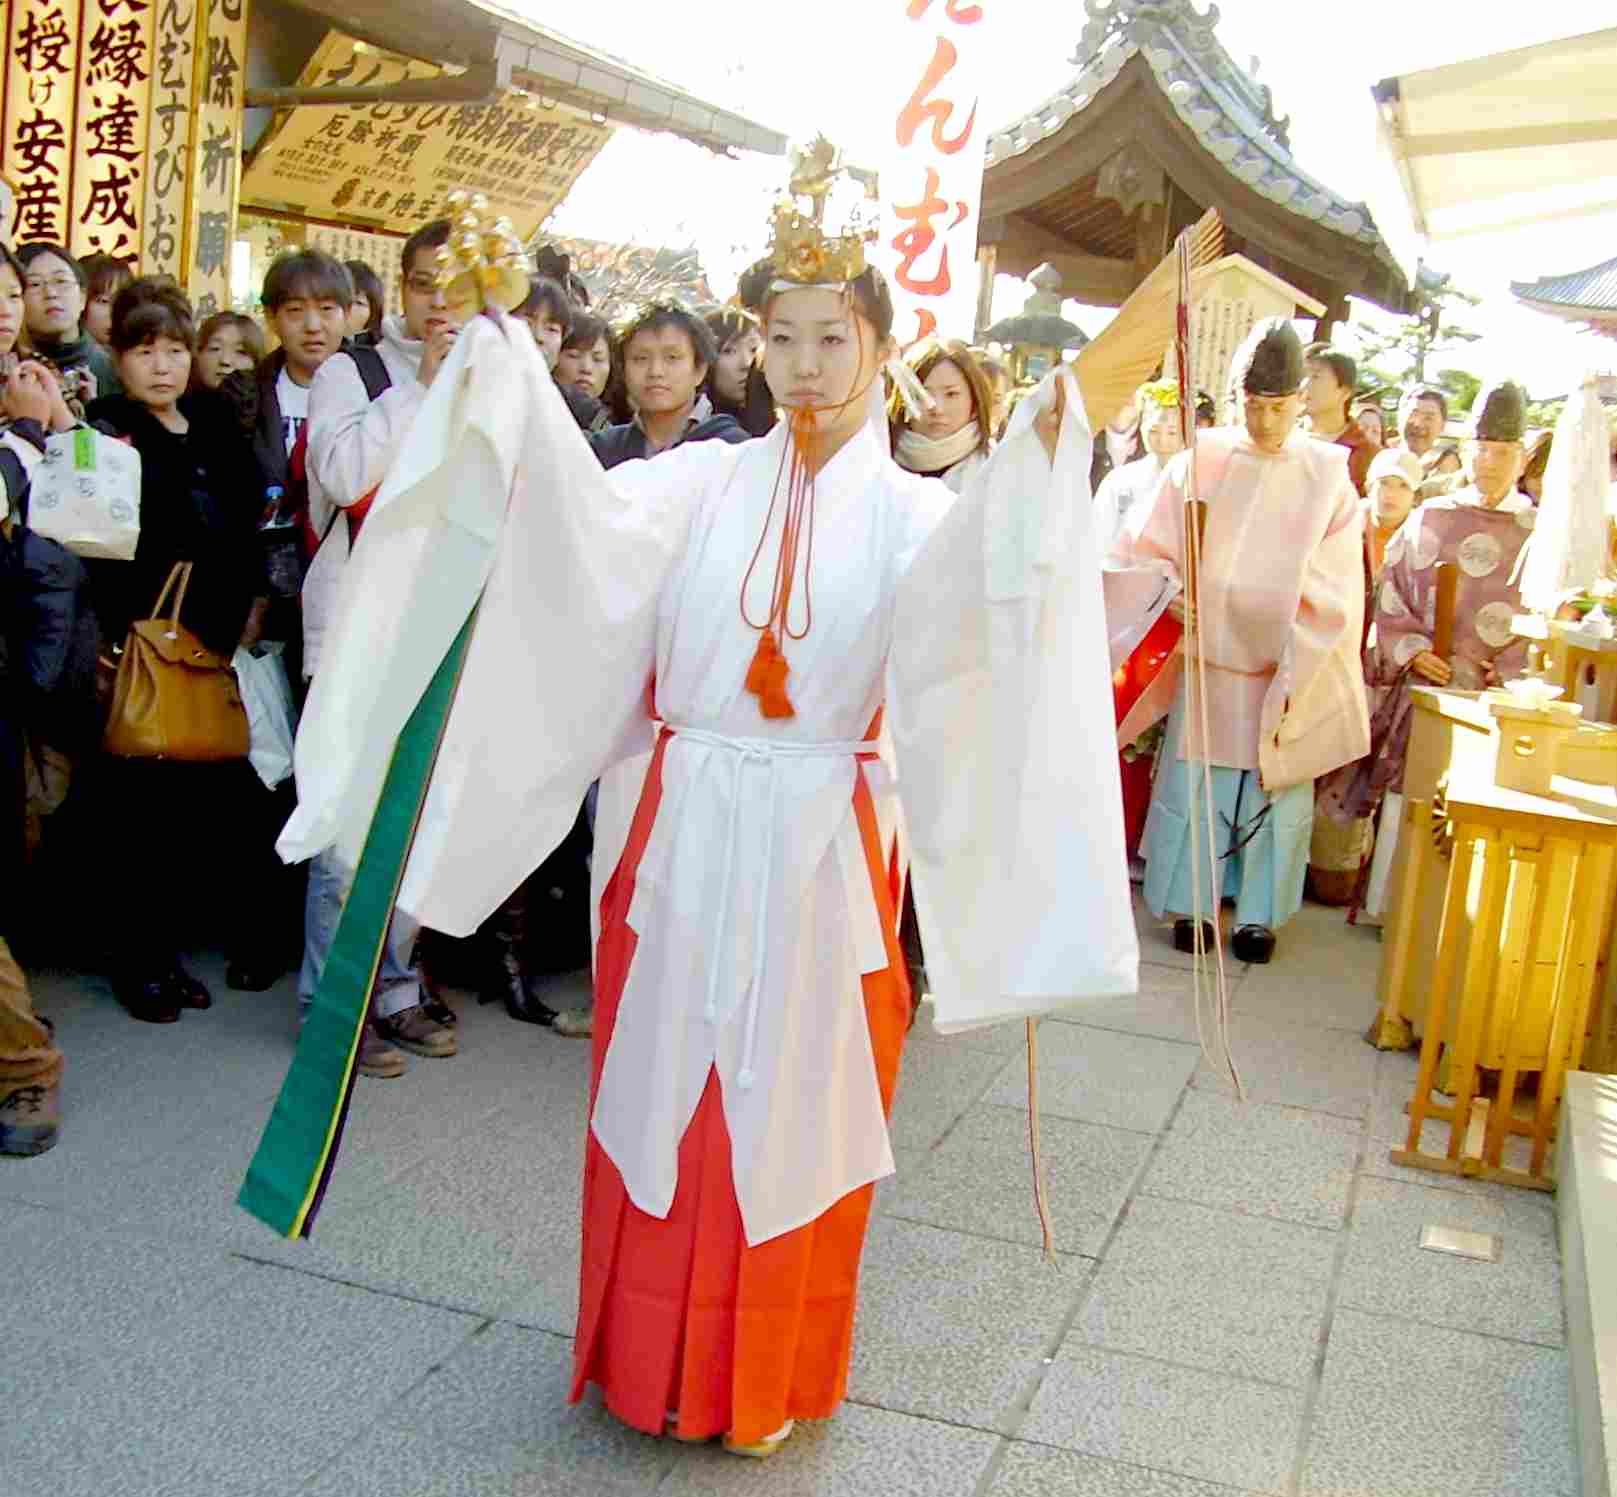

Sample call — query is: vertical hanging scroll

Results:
[70,0,154,262]
[180,0,243,314]
[2,0,83,243]
[140,0,195,279]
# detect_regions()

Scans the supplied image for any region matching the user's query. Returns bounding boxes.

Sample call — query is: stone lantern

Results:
[984,264,1089,383]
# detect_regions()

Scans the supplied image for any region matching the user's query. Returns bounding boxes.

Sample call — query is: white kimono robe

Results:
[281,317,1136,1246]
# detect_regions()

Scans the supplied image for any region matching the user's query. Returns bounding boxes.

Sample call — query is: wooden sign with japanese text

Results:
[182,0,246,320]
[2,0,86,245]
[71,0,156,262]
[141,0,198,279]
[302,221,403,315]
[242,31,612,242]
[873,0,992,349]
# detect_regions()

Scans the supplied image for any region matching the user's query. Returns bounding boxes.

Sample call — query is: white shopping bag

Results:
[28,428,142,560]
[234,646,297,789]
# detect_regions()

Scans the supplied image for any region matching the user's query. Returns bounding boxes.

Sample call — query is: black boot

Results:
[483,887,557,1028]
[115,972,181,1024]
[416,944,457,1028]
[1173,919,1217,956]
[1231,924,1277,964]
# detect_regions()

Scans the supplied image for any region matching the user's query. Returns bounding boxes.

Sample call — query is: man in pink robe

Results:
[1107,319,1369,963]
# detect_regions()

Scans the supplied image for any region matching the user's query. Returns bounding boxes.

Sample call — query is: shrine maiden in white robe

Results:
[281,316,1136,1246]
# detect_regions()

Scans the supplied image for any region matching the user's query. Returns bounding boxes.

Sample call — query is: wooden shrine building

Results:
[977,0,1411,338]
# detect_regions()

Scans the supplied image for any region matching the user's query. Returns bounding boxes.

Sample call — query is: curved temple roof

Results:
[985,0,1395,260]
[1511,255,1617,318]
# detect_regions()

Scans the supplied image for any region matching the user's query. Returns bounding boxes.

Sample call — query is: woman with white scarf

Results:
[889,339,994,492]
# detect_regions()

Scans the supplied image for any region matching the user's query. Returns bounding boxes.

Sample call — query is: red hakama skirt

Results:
[569,731,913,1445]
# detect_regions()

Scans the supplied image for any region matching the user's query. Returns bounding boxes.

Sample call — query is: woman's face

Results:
[1357,408,1384,444]
[346,295,374,338]
[1140,403,1184,461]
[556,335,611,400]
[84,288,118,347]
[763,287,885,441]
[919,358,974,439]
[714,327,761,405]
[0,264,23,356]
[196,324,253,389]
[120,334,192,412]
[1372,476,1415,530]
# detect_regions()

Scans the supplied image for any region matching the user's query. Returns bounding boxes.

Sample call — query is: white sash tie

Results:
[665,724,878,1090]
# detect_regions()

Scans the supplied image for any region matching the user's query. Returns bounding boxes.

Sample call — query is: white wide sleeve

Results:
[890,370,1140,1033]
[399,394,725,938]
[279,316,713,938]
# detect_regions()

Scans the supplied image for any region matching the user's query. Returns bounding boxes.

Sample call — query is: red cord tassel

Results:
[745,629,795,719]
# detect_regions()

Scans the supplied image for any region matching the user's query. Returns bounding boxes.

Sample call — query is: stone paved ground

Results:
[0,898,1578,1496]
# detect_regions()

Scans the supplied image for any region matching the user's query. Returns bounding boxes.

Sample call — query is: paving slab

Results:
[1300,1307,1577,1497]
[887,1038,1011,1155]
[0,1260,479,1496]
[305,1422,659,1496]
[911,1001,1034,1055]
[657,1402,998,1496]
[1235,966,1380,1035]
[987,1441,1266,1496]
[1336,1175,1563,1348]
[1022,1345,1305,1494]
[985,1024,1198,1135]
[0,1199,249,1358]
[405,1322,674,1487]
[849,1216,1090,1431]
[1141,1090,1361,1230]
[305,1110,586,1330]
[881,1103,1153,1256]
[1044,963,1220,1046]
[1194,1015,1376,1121]
[1069,1195,1338,1388]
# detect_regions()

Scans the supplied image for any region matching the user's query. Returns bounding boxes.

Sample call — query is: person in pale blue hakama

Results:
[1141,705,1315,933]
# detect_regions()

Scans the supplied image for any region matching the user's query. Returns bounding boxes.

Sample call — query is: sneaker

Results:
[551,1007,593,1039]
[374,1004,458,1059]
[0,1080,61,1156]
[723,1420,795,1459]
[356,1025,407,1079]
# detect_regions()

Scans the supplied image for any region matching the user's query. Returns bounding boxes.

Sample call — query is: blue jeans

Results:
[298,848,420,1019]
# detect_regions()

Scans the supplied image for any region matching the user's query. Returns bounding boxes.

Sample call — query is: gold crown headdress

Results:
[434,190,530,318]
[764,135,877,291]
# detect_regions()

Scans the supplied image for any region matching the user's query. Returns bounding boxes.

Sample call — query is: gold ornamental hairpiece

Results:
[434,189,531,317]
[764,135,877,290]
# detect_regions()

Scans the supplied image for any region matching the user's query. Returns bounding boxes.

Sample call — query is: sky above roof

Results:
[523,0,1616,396]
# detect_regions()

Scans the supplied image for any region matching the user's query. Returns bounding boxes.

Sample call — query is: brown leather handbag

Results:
[103,562,249,762]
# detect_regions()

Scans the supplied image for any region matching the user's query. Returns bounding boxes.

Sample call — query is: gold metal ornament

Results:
[436,189,531,316]
[764,135,877,288]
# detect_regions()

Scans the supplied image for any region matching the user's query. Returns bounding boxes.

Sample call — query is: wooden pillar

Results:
[974,242,996,341]
[1314,293,1350,345]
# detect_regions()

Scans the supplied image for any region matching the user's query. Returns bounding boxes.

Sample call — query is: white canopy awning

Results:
[1370,26,1617,279]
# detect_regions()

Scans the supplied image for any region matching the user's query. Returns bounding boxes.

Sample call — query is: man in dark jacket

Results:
[17,244,122,408]
[589,303,748,469]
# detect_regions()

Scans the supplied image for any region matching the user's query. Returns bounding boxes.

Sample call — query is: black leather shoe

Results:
[226,959,279,993]
[116,977,181,1024]
[504,985,559,1028]
[1231,924,1277,964]
[167,965,212,1010]
[1173,919,1217,956]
